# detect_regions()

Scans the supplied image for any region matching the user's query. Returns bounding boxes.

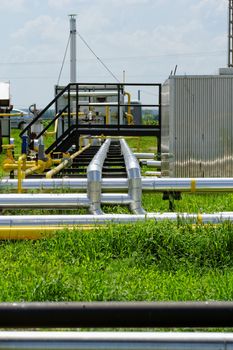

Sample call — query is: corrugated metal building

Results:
[161,72,233,177]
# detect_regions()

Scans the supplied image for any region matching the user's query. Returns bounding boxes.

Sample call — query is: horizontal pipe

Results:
[4,177,233,193]
[134,153,155,159]
[0,193,131,208]
[0,332,232,350]
[140,160,161,167]
[1,212,233,226]
[0,226,96,240]
[0,302,232,328]
[144,171,161,176]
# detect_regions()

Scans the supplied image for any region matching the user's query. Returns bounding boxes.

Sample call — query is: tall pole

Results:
[228,1,233,67]
[69,14,77,82]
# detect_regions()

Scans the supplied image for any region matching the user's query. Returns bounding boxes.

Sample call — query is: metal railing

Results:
[20,83,161,154]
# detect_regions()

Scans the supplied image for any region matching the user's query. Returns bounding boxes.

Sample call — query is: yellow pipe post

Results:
[124,91,134,125]
[105,106,110,125]
[17,154,26,193]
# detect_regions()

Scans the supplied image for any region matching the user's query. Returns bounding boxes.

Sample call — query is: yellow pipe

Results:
[2,144,14,150]
[3,163,36,171]
[45,112,86,137]
[125,112,134,125]
[17,154,26,193]
[46,143,91,178]
[45,117,59,136]
[0,113,24,117]
[24,163,43,176]
[105,106,110,125]
[0,226,97,240]
[124,91,134,125]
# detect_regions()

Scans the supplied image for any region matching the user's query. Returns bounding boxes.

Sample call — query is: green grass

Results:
[1,133,233,303]
[0,220,233,301]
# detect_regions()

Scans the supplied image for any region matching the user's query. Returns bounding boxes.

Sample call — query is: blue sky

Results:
[0,0,228,108]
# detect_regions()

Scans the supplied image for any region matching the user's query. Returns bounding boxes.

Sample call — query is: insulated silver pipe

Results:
[0,332,233,350]
[140,160,161,167]
[134,153,155,159]
[1,212,233,226]
[145,171,161,176]
[120,139,145,214]
[0,193,131,209]
[87,139,111,214]
[4,178,233,192]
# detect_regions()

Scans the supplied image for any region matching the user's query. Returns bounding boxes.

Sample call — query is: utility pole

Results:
[69,14,77,82]
[228,0,233,67]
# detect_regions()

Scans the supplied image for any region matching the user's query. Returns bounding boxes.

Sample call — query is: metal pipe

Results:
[0,193,131,209]
[24,160,44,176]
[17,154,26,194]
[0,332,233,350]
[134,153,155,159]
[140,160,161,167]
[5,177,233,193]
[120,139,145,214]
[2,212,233,226]
[144,171,161,176]
[46,143,90,178]
[0,226,95,240]
[0,302,232,328]
[69,14,76,83]
[87,139,111,214]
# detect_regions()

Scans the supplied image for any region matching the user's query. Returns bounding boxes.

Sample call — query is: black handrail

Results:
[19,83,71,137]
[20,82,162,153]
[36,104,68,140]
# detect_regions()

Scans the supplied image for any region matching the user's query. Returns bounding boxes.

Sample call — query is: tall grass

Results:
[0,221,233,301]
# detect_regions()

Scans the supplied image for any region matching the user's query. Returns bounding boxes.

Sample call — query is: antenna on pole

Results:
[228,1,233,67]
[69,14,77,82]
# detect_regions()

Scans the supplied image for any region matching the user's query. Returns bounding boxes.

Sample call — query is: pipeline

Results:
[87,139,111,214]
[140,160,161,167]
[46,143,91,178]
[3,177,233,193]
[120,138,145,214]
[0,193,132,209]
[0,332,233,349]
[1,212,233,226]
[0,301,233,328]
[134,153,155,159]
[144,171,161,176]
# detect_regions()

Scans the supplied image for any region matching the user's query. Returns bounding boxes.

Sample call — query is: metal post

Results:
[229,1,233,67]
[69,14,77,82]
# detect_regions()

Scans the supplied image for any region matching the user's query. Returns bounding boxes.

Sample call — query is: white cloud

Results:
[48,0,74,9]
[12,15,67,43]
[191,0,226,15]
[0,0,25,11]
[111,0,150,4]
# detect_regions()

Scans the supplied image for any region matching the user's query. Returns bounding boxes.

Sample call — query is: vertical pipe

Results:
[120,139,145,215]
[117,84,120,129]
[69,14,77,82]
[87,139,111,215]
[17,154,26,193]
[158,84,162,158]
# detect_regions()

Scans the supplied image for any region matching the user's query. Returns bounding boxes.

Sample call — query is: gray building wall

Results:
[161,75,233,177]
